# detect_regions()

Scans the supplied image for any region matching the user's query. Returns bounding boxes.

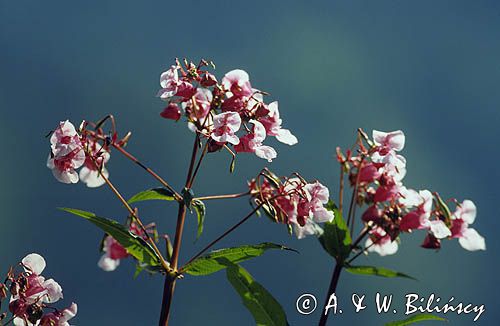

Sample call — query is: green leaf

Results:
[191,199,206,240]
[319,203,351,261]
[226,264,288,326]
[385,313,447,326]
[60,208,163,268]
[182,243,297,276]
[127,187,175,204]
[346,265,416,280]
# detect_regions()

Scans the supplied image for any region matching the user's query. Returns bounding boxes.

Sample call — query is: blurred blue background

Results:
[1,1,498,325]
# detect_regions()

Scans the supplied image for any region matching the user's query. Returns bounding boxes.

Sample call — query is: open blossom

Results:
[17,254,63,304]
[399,188,433,231]
[79,139,110,188]
[157,60,298,162]
[338,128,486,257]
[234,120,277,162]
[7,254,75,326]
[98,235,129,272]
[188,88,213,120]
[211,112,241,145]
[293,219,324,240]
[97,222,157,272]
[304,181,335,223]
[365,227,398,256]
[372,130,405,154]
[47,120,112,188]
[450,200,486,251]
[39,303,77,326]
[258,102,298,145]
[157,65,180,100]
[47,121,85,184]
[222,69,253,97]
[250,174,334,238]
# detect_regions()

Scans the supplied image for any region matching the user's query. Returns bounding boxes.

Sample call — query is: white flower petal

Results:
[98,255,120,272]
[366,238,398,256]
[430,220,451,239]
[276,129,298,145]
[254,145,277,162]
[459,228,486,251]
[42,278,63,303]
[22,253,46,275]
[79,166,108,188]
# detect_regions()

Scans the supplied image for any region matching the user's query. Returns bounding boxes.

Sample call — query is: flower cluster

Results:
[248,169,334,239]
[98,222,157,272]
[47,120,111,187]
[1,254,77,326]
[158,59,297,162]
[338,130,486,256]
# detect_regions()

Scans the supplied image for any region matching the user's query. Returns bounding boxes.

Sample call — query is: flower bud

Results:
[160,103,182,121]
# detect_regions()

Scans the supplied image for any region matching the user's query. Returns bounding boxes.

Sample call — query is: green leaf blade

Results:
[127,188,175,204]
[60,208,163,269]
[385,313,447,326]
[346,265,416,281]
[183,243,296,276]
[226,264,288,326]
[319,203,351,261]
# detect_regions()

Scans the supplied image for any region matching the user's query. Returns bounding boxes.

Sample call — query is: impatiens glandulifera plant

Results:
[42,58,486,326]
[0,254,77,326]
[46,58,320,326]
[314,129,485,326]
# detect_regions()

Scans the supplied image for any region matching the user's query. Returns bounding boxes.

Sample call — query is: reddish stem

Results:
[159,134,200,326]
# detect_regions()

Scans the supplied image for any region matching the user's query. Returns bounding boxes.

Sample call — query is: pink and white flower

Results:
[371,151,407,182]
[211,112,242,145]
[274,178,334,237]
[293,219,324,239]
[399,189,433,231]
[79,139,110,188]
[373,130,405,154]
[221,69,253,97]
[49,121,81,157]
[47,121,85,184]
[234,120,277,162]
[304,181,335,223]
[259,102,298,145]
[158,65,180,100]
[10,254,65,326]
[19,254,63,304]
[98,236,129,272]
[450,200,486,251]
[39,302,77,326]
[365,227,398,256]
